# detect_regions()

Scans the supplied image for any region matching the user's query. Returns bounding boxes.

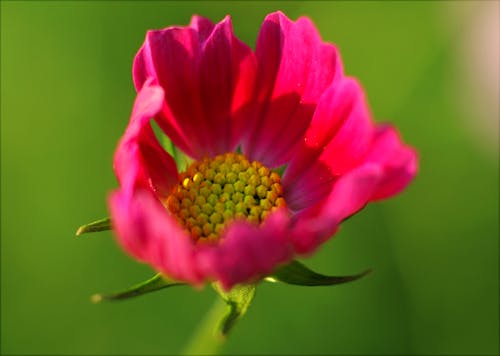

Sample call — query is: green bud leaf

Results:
[269,260,372,286]
[212,283,256,338]
[91,273,184,303]
[76,217,111,236]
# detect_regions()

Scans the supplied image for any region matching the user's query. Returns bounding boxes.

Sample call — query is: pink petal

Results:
[196,209,294,290]
[243,11,343,167]
[109,189,203,285]
[198,16,257,154]
[318,80,374,175]
[113,80,178,200]
[363,125,418,200]
[291,164,382,254]
[133,25,206,157]
[290,126,417,255]
[133,15,256,159]
[284,78,373,211]
[189,15,216,42]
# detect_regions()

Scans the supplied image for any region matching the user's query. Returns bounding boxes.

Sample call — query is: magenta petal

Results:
[196,209,293,290]
[284,78,360,181]
[243,11,343,167]
[198,16,257,154]
[133,25,207,157]
[285,80,375,208]
[319,81,374,176]
[189,15,216,42]
[291,165,382,254]
[109,189,204,285]
[283,78,357,209]
[133,15,256,159]
[290,126,417,254]
[284,78,373,211]
[113,80,178,199]
[363,125,418,200]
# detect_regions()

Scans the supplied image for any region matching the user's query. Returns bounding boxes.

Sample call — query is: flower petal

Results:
[190,15,216,42]
[133,24,206,157]
[133,15,256,159]
[290,126,417,254]
[284,78,373,211]
[284,78,359,180]
[109,189,204,285]
[113,80,178,200]
[198,16,257,154]
[291,164,382,254]
[243,11,343,167]
[196,209,294,290]
[363,125,418,200]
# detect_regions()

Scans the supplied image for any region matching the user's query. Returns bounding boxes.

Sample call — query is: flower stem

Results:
[181,297,227,355]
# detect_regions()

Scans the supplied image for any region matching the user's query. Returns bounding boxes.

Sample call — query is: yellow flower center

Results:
[165,153,286,243]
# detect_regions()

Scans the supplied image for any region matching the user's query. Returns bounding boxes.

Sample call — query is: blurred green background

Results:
[1,1,498,355]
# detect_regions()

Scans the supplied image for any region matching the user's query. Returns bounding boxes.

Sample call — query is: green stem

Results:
[181,297,227,355]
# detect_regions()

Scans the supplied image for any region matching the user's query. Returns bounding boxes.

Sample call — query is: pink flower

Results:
[109,11,418,290]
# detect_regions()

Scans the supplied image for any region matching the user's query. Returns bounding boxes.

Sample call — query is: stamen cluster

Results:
[166,153,286,242]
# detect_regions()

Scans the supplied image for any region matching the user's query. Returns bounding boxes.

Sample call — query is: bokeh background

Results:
[1,1,498,355]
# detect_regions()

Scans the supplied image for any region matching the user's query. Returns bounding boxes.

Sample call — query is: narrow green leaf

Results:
[270,260,372,286]
[212,283,256,338]
[91,274,184,303]
[76,217,111,236]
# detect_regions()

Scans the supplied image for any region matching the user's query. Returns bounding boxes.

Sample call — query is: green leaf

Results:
[269,260,372,286]
[91,273,184,303]
[76,217,111,236]
[212,283,256,338]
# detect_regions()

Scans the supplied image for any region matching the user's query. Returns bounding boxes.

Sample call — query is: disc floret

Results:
[166,153,286,242]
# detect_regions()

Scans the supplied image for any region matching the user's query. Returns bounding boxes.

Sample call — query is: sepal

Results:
[91,273,184,303]
[212,283,256,338]
[76,217,111,236]
[268,260,372,286]
[162,135,192,171]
